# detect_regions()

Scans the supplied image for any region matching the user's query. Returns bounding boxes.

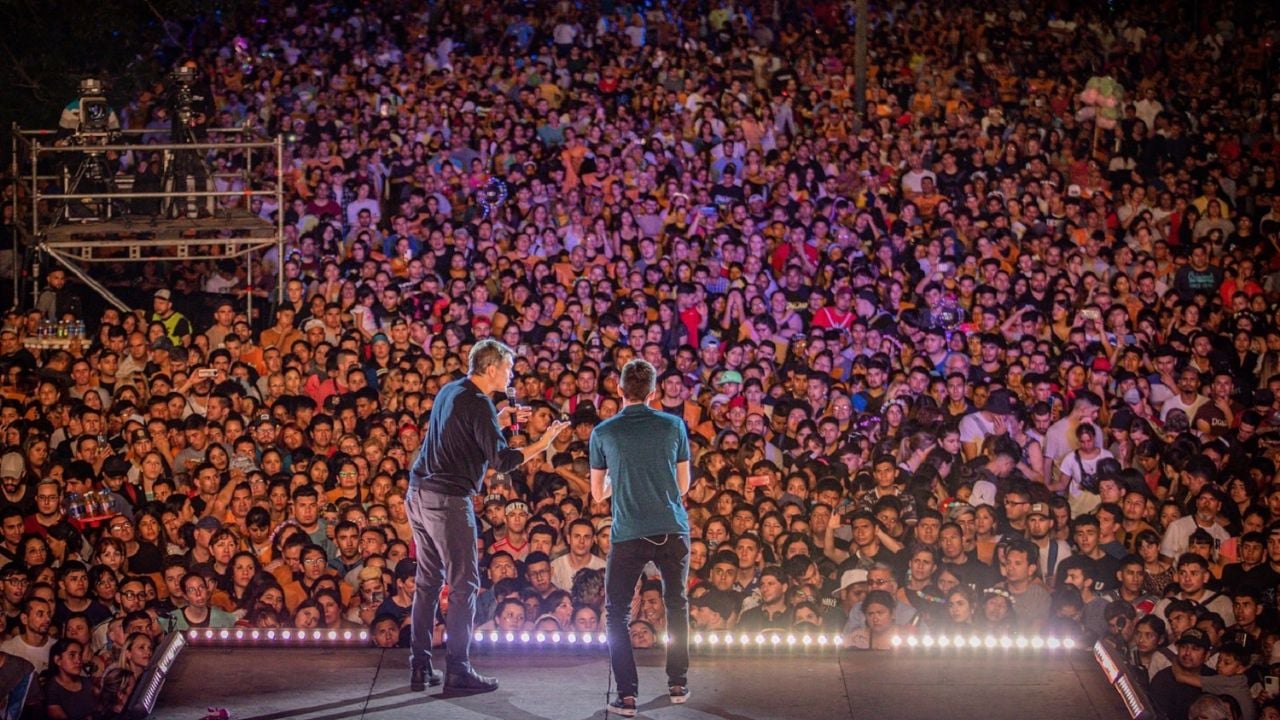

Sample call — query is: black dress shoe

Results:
[444,669,499,694]
[410,666,443,691]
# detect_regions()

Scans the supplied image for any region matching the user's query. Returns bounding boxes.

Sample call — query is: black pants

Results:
[604,533,690,698]
[406,487,478,674]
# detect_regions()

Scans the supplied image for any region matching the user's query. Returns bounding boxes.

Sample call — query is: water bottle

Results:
[83,491,100,517]
[66,492,85,520]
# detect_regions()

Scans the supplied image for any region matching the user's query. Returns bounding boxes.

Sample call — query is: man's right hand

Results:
[542,421,571,446]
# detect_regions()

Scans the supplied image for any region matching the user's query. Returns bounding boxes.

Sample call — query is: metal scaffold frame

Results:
[8,126,286,319]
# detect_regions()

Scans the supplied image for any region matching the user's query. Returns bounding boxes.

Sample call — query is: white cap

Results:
[834,569,869,595]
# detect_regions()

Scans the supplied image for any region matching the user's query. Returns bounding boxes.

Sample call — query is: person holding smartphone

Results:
[590,359,691,716]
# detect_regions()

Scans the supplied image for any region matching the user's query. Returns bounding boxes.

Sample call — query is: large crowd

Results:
[1,0,1280,718]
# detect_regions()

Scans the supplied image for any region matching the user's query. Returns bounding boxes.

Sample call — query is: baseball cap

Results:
[983,389,1018,416]
[194,516,221,531]
[710,393,732,406]
[833,569,869,595]
[394,558,417,581]
[0,453,23,479]
[1026,503,1050,519]
[504,501,529,515]
[154,289,172,301]
[715,370,743,387]
[700,336,720,350]
[483,494,506,508]
[1176,628,1211,650]
[303,319,325,333]
[102,456,131,477]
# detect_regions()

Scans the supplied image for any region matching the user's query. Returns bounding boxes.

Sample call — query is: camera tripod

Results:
[159,122,216,219]
[51,139,130,227]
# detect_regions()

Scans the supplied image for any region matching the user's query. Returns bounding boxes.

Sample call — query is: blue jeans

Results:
[604,533,690,697]
[406,487,479,674]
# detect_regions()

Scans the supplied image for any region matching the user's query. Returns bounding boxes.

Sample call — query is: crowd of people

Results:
[2,0,1280,718]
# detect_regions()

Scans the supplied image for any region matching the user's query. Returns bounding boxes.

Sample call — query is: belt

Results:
[413,486,472,499]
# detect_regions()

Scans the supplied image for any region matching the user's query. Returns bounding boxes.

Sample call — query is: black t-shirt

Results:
[838,546,902,578]
[936,168,967,203]
[54,599,112,630]
[44,676,97,720]
[710,182,744,207]
[127,542,164,574]
[376,596,413,625]
[0,487,35,517]
[1089,553,1123,592]
[1148,666,1214,720]
[1241,564,1280,610]
[942,555,1002,593]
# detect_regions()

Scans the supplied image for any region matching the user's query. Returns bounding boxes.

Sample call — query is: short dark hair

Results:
[1176,552,1210,571]
[528,524,557,544]
[759,565,788,585]
[619,359,656,402]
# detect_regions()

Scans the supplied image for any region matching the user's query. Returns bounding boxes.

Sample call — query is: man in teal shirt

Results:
[590,359,691,717]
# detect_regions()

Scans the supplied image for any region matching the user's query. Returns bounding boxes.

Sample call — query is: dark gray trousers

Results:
[406,487,479,674]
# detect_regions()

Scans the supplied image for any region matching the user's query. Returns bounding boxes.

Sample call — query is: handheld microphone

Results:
[506,386,520,433]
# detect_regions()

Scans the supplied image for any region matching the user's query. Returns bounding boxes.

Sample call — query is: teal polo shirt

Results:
[588,404,690,543]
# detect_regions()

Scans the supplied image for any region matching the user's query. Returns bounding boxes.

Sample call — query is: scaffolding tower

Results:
[8,125,286,319]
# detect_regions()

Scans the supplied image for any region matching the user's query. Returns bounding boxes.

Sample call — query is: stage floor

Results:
[155,646,1126,720]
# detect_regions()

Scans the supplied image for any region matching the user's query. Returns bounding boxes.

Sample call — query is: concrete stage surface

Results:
[155,646,1126,720]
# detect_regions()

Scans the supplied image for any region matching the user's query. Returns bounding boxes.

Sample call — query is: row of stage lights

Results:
[179,627,1077,653]
[471,630,843,648]
[186,628,370,644]
[892,634,1078,651]
[468,630,1077,652]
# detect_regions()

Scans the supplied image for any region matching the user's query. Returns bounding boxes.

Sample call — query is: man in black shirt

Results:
[406,339,567,693]
[1148,628,1216,720]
